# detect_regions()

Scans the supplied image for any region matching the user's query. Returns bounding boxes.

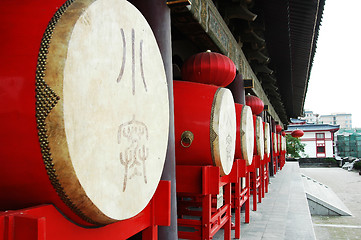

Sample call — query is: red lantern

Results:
[281,131,286,137]
[245,95,264,115]
[291,129,304,138]
[181,51,236,87]
[276,124,282,133]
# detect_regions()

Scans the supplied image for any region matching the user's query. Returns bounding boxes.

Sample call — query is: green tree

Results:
[286,134,305,158]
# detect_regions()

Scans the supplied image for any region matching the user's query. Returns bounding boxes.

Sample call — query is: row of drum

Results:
[173,80,287,178]
[0,0,286,229]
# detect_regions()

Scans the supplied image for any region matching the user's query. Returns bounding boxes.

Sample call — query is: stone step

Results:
[301,174,352,216]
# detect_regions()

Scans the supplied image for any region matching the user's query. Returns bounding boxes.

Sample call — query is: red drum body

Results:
[0,0,170,226]
[253,116,264,160]
[234,104,254,165]
[263,122,271,158]
[173,81,236,176]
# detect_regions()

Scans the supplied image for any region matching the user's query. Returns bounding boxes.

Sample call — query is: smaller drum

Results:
[263,122,271,158]
[234,104,254,165]
[273,132,278,154]
[173,81,236,176]
[278,134,282,153]
[253,116,264,160]
[281,136,287,152]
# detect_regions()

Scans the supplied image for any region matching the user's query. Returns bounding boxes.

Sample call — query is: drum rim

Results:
[264,122,271,157]
[210,88,236,176]
[35,0,169,224]
[273,132,278,153]
[240,105,254,166]
[255,116,264,160]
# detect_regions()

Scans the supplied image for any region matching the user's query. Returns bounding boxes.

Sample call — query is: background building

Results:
[336,129,361,158]
[302,111,352,129]
[303,110,320,124]
[320,113,352,129]
[286,120,339,158]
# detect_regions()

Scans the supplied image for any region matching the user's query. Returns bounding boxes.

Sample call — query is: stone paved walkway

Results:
[300,167,361,240]
[213,162,315,240]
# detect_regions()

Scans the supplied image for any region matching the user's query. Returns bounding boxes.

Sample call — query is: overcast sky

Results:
[304,0,361,128]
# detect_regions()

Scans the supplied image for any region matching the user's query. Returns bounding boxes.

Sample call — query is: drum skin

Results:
[234,104,254,165]
[0,0,169,226]
[263,122,271,158]
[173,81,236,176]
[253,116,264,160]
[273,132,278,154]
[278,134,282,153]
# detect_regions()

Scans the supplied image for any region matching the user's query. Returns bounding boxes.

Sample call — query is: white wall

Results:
[299,131,334,158]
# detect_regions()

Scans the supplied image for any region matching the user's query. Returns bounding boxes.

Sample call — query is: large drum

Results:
[234,104,254,165]
[0,0,169,225]
[263,122,271,158]
[173,81,236,176]
[253,116,265,160]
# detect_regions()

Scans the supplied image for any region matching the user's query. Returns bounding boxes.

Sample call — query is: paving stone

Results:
[213,162,316,239]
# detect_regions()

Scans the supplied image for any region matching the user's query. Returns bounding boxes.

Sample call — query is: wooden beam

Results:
[171,0,284,125]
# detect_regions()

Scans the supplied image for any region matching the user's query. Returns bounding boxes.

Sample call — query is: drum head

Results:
[240,105,254,165]
[255,116,264,159]
[264,122,270,157]
[278,134,282,152]
[211,88,236,176]
[273,133,278,153]
[37,0,169,224]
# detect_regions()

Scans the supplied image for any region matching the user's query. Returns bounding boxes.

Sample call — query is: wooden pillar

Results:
[128,1,178,239]
[226,73,245,105]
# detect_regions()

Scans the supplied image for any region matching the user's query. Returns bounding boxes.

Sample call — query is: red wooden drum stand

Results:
[248,156,262,212]
[176,165,231,240]
[247,116,264,211]
[228,159,250,239]
[272,132,279,175]
[260,153,270,198]
[260,122,271,198]
[228,103,253,239]
[0,181,171,240]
